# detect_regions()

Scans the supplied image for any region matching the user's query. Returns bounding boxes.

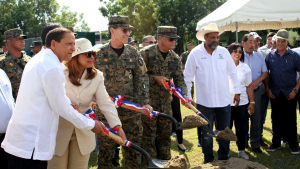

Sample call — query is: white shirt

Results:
[1,49,95,160]
[184,43,240,108]
[229,62,252,106]
[0,69,14,133]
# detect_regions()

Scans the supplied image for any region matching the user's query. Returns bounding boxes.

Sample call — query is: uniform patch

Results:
[138,58,143,66]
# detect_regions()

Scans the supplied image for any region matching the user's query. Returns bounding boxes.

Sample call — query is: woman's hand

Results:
[247,103,255,116]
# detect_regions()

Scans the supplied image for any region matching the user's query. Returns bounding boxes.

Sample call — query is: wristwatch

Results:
[293,88,298,94]
[250,101,255,104]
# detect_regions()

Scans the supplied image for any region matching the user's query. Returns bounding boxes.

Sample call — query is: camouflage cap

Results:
[157,26,180,39]
[187,41,193,45]
[4,28,27,40]
[109,16,133,29]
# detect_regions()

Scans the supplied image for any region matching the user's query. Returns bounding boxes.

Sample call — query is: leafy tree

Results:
[155,0,226,54]
[53,6,91,32]
[99,0,157,43]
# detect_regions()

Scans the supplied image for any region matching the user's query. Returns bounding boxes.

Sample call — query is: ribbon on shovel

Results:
[109,95,159,120]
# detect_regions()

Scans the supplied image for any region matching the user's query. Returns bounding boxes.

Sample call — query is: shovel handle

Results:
[106,130,125,146]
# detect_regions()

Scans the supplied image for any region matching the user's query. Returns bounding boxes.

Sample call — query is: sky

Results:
[56,0,109,32]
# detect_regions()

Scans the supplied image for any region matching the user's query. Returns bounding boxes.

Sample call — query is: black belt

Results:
[254,86,260,92]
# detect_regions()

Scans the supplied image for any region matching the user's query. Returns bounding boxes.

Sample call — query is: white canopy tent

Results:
[196,0,300,42]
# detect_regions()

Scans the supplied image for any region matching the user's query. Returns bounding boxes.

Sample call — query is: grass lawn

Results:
[88,104,300,169]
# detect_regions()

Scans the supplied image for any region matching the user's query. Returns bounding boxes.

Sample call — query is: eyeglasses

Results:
[145,41,157,44]
[233,50,243,54]
[84,51,96,58]
[121,28,132,35]
[164,36,178,42]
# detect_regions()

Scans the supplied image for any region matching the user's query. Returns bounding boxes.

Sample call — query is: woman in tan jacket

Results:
[48,38,125,169]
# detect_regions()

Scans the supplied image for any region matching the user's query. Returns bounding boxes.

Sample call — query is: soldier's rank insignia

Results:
[129,74,133,79]
[138,58,143,66]
[104,58,108,62]
[9,63,13,66]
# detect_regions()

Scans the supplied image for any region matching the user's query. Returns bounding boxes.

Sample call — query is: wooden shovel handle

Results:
[106,130,126,146]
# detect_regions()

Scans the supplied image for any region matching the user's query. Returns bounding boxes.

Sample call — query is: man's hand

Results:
[181,95,191,109]
[114,128,127,145]
[154,76,169,90]
[267,89,275,99]
[92,121,107,137]
[247,103,255,115]
[287,90,297,100]
[142,104,153,116]
[248,81,259,90]
[233,94,240,107]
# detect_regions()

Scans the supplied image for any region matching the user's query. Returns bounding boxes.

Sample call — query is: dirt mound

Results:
[177,115,208,130]
[164,154,190,169]
[215,127,237,141]
[191,158,267,169]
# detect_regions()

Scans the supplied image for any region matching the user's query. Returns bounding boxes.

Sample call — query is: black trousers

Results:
[270,92,298,149]
[230,104,248,151]
[0,134,8,169]
[7,152,47,169]
[171,94,183,144]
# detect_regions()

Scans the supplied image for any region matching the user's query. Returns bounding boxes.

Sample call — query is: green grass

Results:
[88,104,300,169]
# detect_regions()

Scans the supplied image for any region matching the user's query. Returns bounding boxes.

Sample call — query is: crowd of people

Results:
[0,15,300,169]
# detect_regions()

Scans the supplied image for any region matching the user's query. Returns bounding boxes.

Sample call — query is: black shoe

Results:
[266,144,281,152]
[112,158,120,167]
[197,142,201,147]
[252,147,262,153]
[177,145,189,152]
[291,147,299,155]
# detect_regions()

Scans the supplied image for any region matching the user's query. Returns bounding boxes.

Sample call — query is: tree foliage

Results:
[99,0,157,43]
[155,0,226,54]
[0,0,90,43]
[98,0,226,53]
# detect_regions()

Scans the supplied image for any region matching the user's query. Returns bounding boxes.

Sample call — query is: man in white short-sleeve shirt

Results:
[184,23,240,163]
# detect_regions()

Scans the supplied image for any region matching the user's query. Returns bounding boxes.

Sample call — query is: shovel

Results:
[162,79,217,137]
[79,108,167,168]
[110,96,183,130]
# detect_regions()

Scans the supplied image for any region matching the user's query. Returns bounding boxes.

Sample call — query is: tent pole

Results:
[235,22,238,43]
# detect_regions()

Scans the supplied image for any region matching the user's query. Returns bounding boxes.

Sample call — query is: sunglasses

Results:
[233,50,243,54]
[145,41,157,44]
[121,28,132,34]
[85,51,96,58]
[164,36,178,42]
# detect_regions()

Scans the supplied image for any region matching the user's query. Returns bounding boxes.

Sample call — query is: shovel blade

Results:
[148,159,169,168]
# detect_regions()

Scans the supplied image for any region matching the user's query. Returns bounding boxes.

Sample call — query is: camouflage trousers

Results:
[96,106,143,169]
[141,103,172,160]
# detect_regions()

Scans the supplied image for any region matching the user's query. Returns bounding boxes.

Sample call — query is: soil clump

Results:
[191,158,267,169]
[164,154,190,169]
[215,127,238,141]
[178,115,208,130]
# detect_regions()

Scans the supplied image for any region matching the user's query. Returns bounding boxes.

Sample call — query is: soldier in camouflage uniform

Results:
[0,28,30,100]
[180,41,194,71]
[140,26,188,160]
[94,16,152,169]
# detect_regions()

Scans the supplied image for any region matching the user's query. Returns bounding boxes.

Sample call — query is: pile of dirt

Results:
[215,127,238,141]
[191,158,267,169]
[164,154,190,169]
[177,115,208,130]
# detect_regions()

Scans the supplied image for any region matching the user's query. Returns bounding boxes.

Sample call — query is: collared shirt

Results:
[266,48,300,97]
[184,43,241,108]
[243,51,268,87]
[258,45,271,59]
[0,69,14,133]
[229,62,252,106]
[1,49,95,161]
